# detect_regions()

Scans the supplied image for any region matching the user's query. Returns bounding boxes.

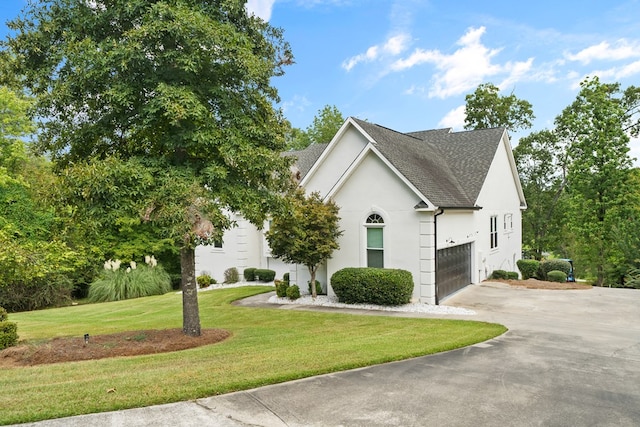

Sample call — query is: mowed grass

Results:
[0,286,506,425]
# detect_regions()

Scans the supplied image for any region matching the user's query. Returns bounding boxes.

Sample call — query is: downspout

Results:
[434,208,444,305]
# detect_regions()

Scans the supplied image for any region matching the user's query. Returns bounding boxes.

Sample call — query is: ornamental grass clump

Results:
[88,256,171,303]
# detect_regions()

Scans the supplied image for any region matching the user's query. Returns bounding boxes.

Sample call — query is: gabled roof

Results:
[353,118,505,208]
[288,117,511,209]
[283,143,328,179]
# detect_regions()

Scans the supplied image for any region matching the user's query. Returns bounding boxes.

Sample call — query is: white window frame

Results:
[490,215,498,249]
[365,213,385,268]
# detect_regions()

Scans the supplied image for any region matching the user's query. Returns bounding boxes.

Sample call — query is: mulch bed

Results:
[491,278,592,290]
[0,328,231,367]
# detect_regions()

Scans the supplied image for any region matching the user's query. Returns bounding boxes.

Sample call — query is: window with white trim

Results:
[365,214,384,268]
[504,213,513,232]
[490,215,498,249]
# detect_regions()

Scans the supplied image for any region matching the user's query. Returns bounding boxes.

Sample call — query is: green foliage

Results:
[88,261,171,303]
[0,320,18,350]
[254,269,276,282]
[266,188,343,298]
[556,77,637,286]
[308,280,323,295]
[331,268,414,306]
[283,272,290,284]
[547,270,568,283]
[275,280,290,298]
[243,268,257,282]
[223,267,239,284]
[538,259,571,280]
[464,83,535,132]
[2,0,295,335]
[286,105,344,150]
[623,268,640,289]
[517,259,540,280]
[0,307,7,321]
[197,274,212,288]
[0,230,77,312]
[286,285,301,300]
[489,270,508,280]
[0,86,33,185]
[514,130,570,260]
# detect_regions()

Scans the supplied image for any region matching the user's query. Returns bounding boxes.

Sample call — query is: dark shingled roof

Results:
[283,143,328,179]
[286,118,507,209]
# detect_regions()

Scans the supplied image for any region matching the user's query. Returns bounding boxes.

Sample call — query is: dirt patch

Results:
[491,278,592,290]
[0,328,231,367]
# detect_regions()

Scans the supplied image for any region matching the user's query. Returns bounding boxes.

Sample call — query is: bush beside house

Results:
[331,267,413,306]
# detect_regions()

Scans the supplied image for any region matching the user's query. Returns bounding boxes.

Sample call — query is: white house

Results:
[196,117,526,304]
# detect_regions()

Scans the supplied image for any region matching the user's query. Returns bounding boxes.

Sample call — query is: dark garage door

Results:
[436,243,471,302]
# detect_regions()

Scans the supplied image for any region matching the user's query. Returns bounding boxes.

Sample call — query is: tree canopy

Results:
[464,82,534,132]
[266,189,342,298]
[286,104,344,150]
[2,0,294,334]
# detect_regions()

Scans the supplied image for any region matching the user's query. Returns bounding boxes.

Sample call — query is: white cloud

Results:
[281,94,311,114]
[390,26,534,99]
[569,60,640,89]
[566,39,640,64]
[245,0,276,21]
[438,105,466,130]
[342,33,410,71]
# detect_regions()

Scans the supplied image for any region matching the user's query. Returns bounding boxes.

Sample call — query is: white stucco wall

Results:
[328,150,433,302]
[473,136,524,280]
[303,125,368,195]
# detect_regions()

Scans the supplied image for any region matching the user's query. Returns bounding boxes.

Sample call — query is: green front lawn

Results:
[1,286,506,425]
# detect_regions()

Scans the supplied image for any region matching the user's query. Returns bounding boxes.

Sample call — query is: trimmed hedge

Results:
[489,270,519,280]
[547,270,567,283]
[331,267,414,306]
[283,272,290,284]
[243,268,256,282]
[255,269,276,282]
[538,259,571,280]
[517,259,540,280]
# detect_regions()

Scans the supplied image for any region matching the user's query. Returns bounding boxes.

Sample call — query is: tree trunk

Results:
[181,246,201,336]
[309,265,317,298]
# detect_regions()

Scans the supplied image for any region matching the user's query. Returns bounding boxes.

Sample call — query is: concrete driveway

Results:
[16,283,640,426]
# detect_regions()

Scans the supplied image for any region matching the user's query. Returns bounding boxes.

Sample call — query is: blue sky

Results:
[1,1,639,160]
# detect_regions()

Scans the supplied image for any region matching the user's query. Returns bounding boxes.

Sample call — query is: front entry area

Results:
[436,243,472,302]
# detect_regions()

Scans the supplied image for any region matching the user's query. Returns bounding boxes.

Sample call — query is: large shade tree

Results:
[464,82,534,132]
[556,77,638,286]
[1,0,294,334]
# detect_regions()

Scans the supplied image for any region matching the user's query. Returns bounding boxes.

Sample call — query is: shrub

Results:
[517,259,540,280]
[196,274,212,288]
[243,268,256,282]
[547,270,567,283]
[331,268,414,306]
[0,307,18,350]
[308,280,323,295]
[0,231,76,312]
[538,259,571,280]
[0,321,18,350]
[507,271,519,280]
[286,285,301,300]
[275,280,290,297]
[88,259,172,302]
[283,272,290,284]
[255,269,276,282]
[624,268,640,289]
[223,267,239,284]
[489,270,509,280]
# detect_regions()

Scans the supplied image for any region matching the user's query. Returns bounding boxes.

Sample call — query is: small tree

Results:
[266,189,343,298]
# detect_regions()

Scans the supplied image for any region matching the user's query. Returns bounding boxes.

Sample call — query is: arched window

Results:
[365,214,384,268]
